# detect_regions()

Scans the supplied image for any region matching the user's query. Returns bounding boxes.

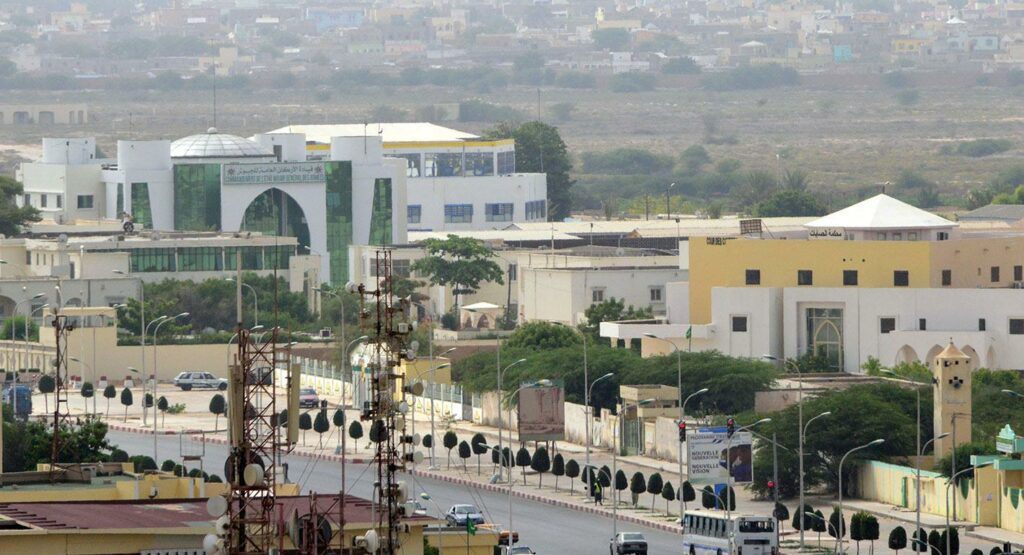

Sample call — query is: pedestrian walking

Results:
[595,483,603,506]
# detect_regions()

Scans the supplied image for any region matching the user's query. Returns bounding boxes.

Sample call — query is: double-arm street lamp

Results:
[837,439,885,555]
[496,357,527,482]
[225,278,258,327]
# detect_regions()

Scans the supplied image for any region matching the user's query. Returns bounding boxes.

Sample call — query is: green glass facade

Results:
[325,161,352,284]
[369,177,392,246]
[130,248,175,273]
[174,164,222,231]
[240,188,311,253]
[116,183,124,216]
[225,247,264,271]
[178,247,223,272]
[130,182,152,229]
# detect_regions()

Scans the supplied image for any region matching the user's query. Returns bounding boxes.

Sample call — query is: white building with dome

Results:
[15,128,408,285]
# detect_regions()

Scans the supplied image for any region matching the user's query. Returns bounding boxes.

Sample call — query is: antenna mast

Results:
[49,313,74,482]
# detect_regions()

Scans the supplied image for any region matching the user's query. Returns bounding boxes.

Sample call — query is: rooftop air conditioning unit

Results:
[319,328,332,339]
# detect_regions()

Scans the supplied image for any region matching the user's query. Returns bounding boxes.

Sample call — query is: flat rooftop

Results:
[267,122,480,145]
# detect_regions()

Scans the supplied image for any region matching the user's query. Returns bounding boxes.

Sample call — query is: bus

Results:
[682,510,777,555]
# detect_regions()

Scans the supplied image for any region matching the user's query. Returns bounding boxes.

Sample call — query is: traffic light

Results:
[767,480,775,491]
[678,421,687,443]
[726,417,736,438]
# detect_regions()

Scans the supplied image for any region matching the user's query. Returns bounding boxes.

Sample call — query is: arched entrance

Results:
[896,345,920,365]
[241,188,311,253]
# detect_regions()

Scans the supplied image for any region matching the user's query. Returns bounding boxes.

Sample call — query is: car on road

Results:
[610,532,647,555]
[173,371,227,391]
[299,387,320,408]
[445,504,485,527]
[508,547,537,555]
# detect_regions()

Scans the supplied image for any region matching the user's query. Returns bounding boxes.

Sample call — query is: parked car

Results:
[173,371,228,391]
[445,504,485,527]
[610,532,647,555]
[298,387,320,408]
[508,546,537,555]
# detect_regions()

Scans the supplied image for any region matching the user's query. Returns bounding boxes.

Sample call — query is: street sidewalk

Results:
[837,499,1024,548]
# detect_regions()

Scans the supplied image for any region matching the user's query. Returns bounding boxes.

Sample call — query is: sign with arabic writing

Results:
[222,162,326,185]
[808,228,845,240]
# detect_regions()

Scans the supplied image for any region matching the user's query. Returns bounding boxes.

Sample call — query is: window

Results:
[425,152,463,177]
[407,205,421,225]
[592,288,605,303]
[797,270,813,286]
[525,200,546,220]
[979,318,986,331]
[938,232,949,241]
[880,317,896,334]
[908,232,918,240]
[806,308,843,370]
[745,269,760,285]
[23,193,30,207]
[843,270,858,286]
[650,287,663,302]
[129,248,176,273]
[1011,319,1024,335]
[24,251,30,265]
[444,204,473,224]
[877,232,887,240]
[177,247,223,272]
[130,183,152,229]
[1016,265,1023,282]
[919,318,927,331]
[485,203,514,222]
[507,264,517,281]
[392,259,411,278]
[40,194,47,208]
[465,152,494,176]
[893,232,902,241]
[393,153,421,177]
[991,266,1000,283]
[894,270,909,287]
[497,151,516,174]
[732,316,748,332]
[941,269,951,286]
[77,195,94,209]
[56,195,62,209]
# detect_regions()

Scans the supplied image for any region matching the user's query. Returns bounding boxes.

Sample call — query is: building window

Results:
[56,195,62,209]
[591,288,605,303]
[894,270,909,287]
[394,153,422,177]
[525,200,546,220]
[732,316,748,332]
[880,317,895,334]
[843,270,858,286]
[745,269,760,285]
[877,232,886,240]
[131,183,152,229]
[497,151,516,175]
[979,318,986,331]
[24,251,30,265]
[938,232,949,241]
[444,204,473,224]
[991,266,1000,283]
[23,194,30,207]
[40,194,47,208]
[1016,265,1023,282]
[407,205,421,225]
[893,232,903,241]
[797,270,813,286]
[129,248,176,273]
[465,152,495,176]
[485,203,514,222]
[650,287,663,302]
[941,270,951,286]
[392,259,411,278]
[508,264,517,281]
[178,247,224,272]
[919,318,927,331]
[77,195,94,209]
[806,307,843,370]
[1011,318,1024,335]
[908,232,918,240]
[425,152,463,177]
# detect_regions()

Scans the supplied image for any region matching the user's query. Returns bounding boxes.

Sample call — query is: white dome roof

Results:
[170,128,273,159]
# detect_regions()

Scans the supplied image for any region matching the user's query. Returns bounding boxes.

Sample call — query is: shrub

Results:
[609,73,656,93]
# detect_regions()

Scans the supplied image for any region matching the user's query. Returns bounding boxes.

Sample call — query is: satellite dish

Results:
[410,340,420,352]
[206,495,228,518]
[407,382,424,396]
[411,451,425,464]
[398,401,409,414]
[243,463,265,486]
[286,508,300,548]
[203,534,219,551]
[364,530,380,552]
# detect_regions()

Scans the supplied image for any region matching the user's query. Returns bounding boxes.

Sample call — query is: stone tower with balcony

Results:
[933,340,973,458]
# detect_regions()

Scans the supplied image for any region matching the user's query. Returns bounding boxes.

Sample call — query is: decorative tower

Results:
[933,340,973,458]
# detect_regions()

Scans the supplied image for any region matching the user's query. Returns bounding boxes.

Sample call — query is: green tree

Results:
[578,298,652,340]
[565,459,580,494]
[813,510,827,545]
[646,472,664,509]
[912,528,928,552]
[483,121,574,220]
[0,316,38,341]
[681,481,696,512]
[889,525,908,554]
[661,481,675,514]
[161,459,176,472]
[470,432,488,474]
[701,485,716,509]
[298,412,312,445]
[38,374,55,413]
[506,321,581,350]
[552,453,565,490]
[349,420,363,444]
[850,512,866,554]
[680,145,711,173]
[410,235,504,320]
[754,190,826,217]
[333,408,345,450]
[443,430,458,469]
[0,176,40,235]
[614,470,628,504]
[864,514,880,554]
[80,382,94,415]
[120,387,133,422]
[515,447,531,484]
[369,420,385,443]
[102,384,116,416]
[156,395,168,425]
[209,394,226,431]
[599,465,612,488]
[457,440,471,471]
[313,410,330,447]
[490,444,500,472]
[629,471,647,508]
[530,446,550,487]
[928,530,942,554]
[829,508,846,544]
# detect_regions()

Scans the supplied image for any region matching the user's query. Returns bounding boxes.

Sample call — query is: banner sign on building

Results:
[223,162,326,185]
[517,385,565,442]
[687,426,754,484]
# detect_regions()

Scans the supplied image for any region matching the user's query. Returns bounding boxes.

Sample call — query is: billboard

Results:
[222,162,326,185]
[517,385,565,442]
[687,426,753,485]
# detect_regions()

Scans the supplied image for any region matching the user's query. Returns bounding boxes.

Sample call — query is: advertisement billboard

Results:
[517,385,565,442]
[686,426,754,485]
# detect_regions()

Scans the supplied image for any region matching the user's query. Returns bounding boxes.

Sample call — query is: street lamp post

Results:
[724,418,771,555]
[915,432,949,551]
[645,333,686,516]
[613,398,655,539]
[225,278,258,327]
[428,351,455,470]
[69,356,92,415]
[945,461,994,555]
[678,387,709,517]
[10,293,45,415]
[763,354,809,549]
[151,312,188,462]
[585,371,614,500]
[837,439,885,554]
[343,335,369,408]
[496,358,527,482]
[314,286,346,351]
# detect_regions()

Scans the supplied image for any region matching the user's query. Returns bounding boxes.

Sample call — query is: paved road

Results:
[109,431,683,554]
